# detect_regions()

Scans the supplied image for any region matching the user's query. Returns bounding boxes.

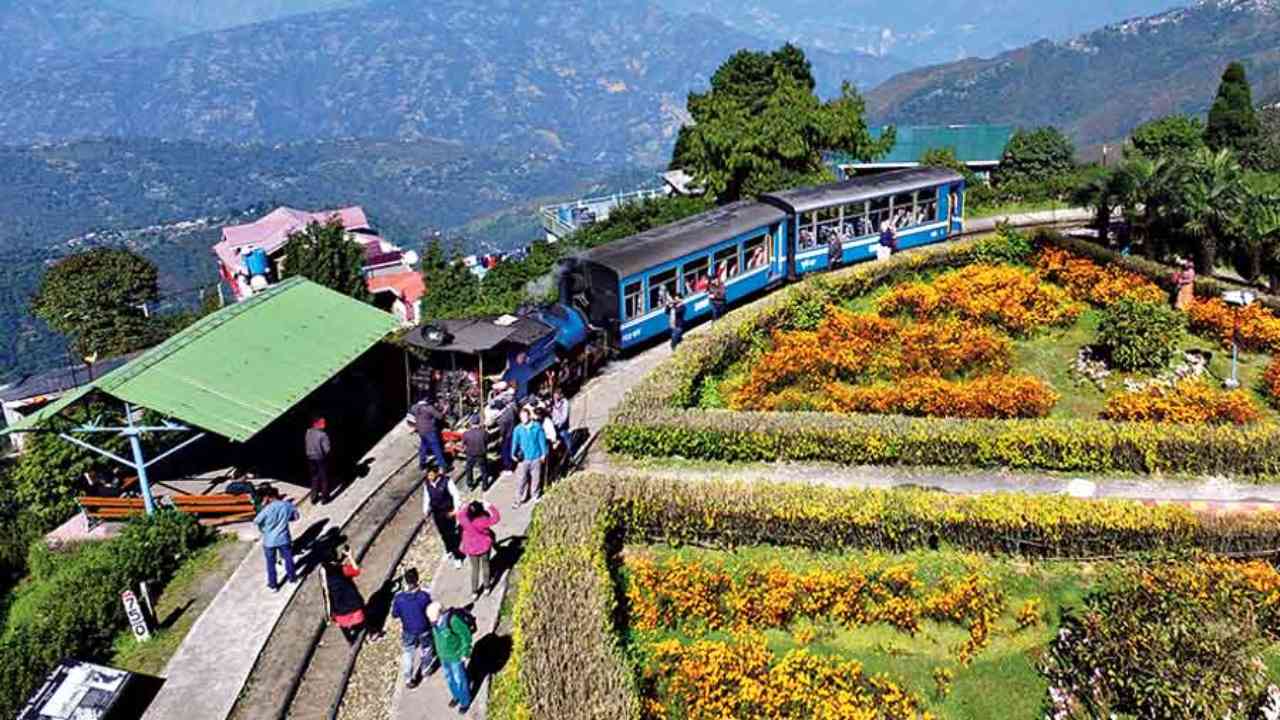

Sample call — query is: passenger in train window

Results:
[827,230,843,270]
[747,244,767,270]
[708,274,726,322]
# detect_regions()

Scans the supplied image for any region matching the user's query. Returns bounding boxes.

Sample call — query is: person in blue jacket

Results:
[511,405,547,506]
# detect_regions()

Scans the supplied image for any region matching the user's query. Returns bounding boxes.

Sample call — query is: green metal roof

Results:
[7,278,399,442]
[832,125,1014,167]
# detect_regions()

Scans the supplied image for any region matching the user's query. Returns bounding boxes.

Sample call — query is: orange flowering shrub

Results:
[732,307,1023,415]
[822,375,1058,419]
[878,263,1082,335]
[1265,356,1280,405]
[1185,297,1280,352]
[626,554,1004,644]
[1103,379,1261,425]
[640,634,929,720]
[1033,246,1166,306]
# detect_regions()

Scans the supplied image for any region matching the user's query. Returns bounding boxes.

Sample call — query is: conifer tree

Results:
[279,219,371,302]
[1205,62,1261,160]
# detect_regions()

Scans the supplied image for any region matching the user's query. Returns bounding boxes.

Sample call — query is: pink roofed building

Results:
[213,206,424,325]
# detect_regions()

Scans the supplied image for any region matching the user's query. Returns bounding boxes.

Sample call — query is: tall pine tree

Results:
[1205,62,1261,161]
[279,219,371,302]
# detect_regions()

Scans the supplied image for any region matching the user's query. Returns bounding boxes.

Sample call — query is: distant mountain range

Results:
[0,0,899,165]
[0,136,642,375]
[865,0,1280,147]
[655,0,1185,67]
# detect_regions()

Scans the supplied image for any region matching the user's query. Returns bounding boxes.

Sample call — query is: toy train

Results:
[558,166,966,352]
[412,167,966,407]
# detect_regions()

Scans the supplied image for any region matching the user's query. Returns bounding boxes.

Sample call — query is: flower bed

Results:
[605,231,1280,477]
[1103,378,1261,425]
[493,475,1280,720]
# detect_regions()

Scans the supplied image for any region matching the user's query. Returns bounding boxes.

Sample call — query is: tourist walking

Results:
[550,389,574,462]
[1172,257,1196,310]
[497,394,517,474]
[320,544,366,644]
[391,568,436,687]
[411,398,449,471]
[423,466,465,569]
[665,293,685,350]
[304,416,332,505]
[879,221,898,257]
[427,602,474,714]
[460,417,490,491]
[539,406,561,485]
[512,406,547,505]
[456,500,501,601]
[253,485,298,592]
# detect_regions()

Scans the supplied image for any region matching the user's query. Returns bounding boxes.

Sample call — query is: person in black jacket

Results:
[304,416,333,505]
[423,466,464,569]
[460,416,490,491]
[411,399,448,471]
[320,544,366,644]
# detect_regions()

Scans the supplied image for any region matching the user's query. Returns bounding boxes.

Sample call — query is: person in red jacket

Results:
[455,500,501,602]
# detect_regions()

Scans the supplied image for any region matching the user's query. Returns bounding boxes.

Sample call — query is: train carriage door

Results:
[949,183,964,234]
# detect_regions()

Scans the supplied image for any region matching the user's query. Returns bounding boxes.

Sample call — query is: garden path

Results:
[385,344,673,719]
[604,458,1280,511]
[143,428,421,720]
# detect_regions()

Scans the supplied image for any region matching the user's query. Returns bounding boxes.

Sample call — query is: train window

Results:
[647,268,678,311]
[842,201,869,237]
[623,281,642,320]
[816,206,838,227]
[798,224,818,250]
[714,245,740,279]
[870,196,891,232]
[917,190,938,224]
[743,236,768,270]
[682,256,710,294]
[891,193,916,228]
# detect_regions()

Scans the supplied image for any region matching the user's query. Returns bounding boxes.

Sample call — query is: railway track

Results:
[235,213,1090,720]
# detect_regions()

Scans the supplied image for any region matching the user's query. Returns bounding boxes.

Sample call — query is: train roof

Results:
[760,167,965,214]
[576,200,785,279]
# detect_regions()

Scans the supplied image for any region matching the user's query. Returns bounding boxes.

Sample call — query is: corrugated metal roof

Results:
[577,200,785,278]
[761,167,965,215]
[832,125,1014,167]
[6,278,398,442]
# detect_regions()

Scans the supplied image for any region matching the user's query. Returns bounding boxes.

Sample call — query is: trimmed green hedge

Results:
[0,511,211,716]
[496,475,1280,720]
[604,232,1280,478]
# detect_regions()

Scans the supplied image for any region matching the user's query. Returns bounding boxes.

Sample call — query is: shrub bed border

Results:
[500,474,1280,720]
[604,231,1280,478]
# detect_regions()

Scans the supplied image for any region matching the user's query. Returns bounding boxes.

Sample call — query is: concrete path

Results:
[964,207,1091,234]
[144,427,420,720]
[605,459,1280,509]
[387,346,673,719]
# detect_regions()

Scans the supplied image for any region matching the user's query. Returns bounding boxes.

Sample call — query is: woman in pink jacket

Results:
[456,500,501,601]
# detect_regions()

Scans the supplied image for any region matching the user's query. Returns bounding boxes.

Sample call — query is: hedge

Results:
[497,475,1280,720]
[0,511,211,716]
[604,231,1280,478]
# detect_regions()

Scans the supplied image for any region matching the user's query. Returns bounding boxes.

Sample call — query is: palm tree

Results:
[1113,155,1170,258]
[1170,148,1247,273]
[1071,167,1120,244]
[1247,197,1280,290]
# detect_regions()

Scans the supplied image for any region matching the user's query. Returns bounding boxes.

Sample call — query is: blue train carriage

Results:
[561,201,788,351]
[760,167,966,278]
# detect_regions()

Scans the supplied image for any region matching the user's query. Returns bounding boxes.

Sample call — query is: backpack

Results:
[446,607,478,634]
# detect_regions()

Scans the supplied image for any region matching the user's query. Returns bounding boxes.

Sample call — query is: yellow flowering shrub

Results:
[1103,379,1261,425]
[641,634,931,720]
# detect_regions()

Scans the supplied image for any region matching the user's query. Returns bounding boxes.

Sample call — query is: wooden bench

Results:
[78,492,258,527]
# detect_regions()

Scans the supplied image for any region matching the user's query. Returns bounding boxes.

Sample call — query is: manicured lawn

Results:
[109,536,249,676]
[1014,309,1277,421]
[968,199,1068,219]
[627,544,1280,719]
[624,545,1096,719]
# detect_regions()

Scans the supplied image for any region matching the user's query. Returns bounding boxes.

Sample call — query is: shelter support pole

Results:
[125,404,157,516]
